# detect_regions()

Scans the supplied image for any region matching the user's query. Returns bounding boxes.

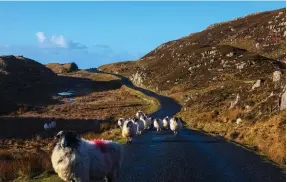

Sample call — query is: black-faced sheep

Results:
[51,131,124,182]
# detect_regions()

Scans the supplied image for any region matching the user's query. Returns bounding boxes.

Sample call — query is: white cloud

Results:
[35,32,86,49]
[36,32,46,43]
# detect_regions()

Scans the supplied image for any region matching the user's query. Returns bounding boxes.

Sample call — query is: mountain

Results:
[99,8,286,165]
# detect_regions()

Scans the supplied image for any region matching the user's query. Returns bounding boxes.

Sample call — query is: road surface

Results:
[99,71,285,182]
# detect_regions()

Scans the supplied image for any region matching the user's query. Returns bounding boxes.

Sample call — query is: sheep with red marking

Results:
[51,131,124,182]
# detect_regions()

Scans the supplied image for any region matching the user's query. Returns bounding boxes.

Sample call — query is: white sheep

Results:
[117,118,125,128]
[122,119,137,143]
[44,122,50,130]
[162,116,170,130]
[50,121,56,129]
[132,118,145,135]
[140,115,152,130]
[44,120,57,131]
[51,131,124,182]
[136,110,144,118]
[170,117,183,135]
[153,118,163,132]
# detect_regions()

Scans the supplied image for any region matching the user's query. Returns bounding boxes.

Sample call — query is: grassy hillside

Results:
[99,8,286,166]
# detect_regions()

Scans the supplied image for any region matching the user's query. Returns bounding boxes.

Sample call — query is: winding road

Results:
[99,71,285,182]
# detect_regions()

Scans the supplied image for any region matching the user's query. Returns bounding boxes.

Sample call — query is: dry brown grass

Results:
[179,108,286,166]
[0,71,160,181]
[0,149,54,181]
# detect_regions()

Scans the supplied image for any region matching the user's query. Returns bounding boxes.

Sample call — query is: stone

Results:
[236,118,242,125]
[273,71,281,83]
[230,94,240,109]
[251,80,261,90]
[280,91,286,110]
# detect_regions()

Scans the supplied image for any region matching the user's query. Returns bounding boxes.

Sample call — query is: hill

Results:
[99,8,286,165]
[0,56,57,114]
[46,62,78,74]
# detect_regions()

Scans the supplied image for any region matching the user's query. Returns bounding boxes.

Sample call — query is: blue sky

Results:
[0,2,285,69]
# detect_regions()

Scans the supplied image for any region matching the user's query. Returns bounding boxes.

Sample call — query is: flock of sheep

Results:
[119,110,183,143]
[50,111,183,182]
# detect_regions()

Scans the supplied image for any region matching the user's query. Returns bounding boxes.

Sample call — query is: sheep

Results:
[122,119,137,143]
[44,120,56,131]
[153,118,163,132]
[140,115,152,130]
[148,116,154,129]
[117,118,125,129]
[136,110,144,118]
[44,122,50,130]
[51,130,124,182]
[50,121,56,129]
[170,117,183,135]
[162,116,170,130]
[132,118,145,135]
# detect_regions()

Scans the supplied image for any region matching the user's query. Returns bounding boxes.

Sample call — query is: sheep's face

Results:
[55,131,80,149]
[126,121,134,128]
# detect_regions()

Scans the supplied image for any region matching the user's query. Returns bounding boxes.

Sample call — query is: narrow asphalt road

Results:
[98,71,286,182]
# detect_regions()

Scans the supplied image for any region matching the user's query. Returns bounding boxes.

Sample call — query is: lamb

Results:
[122,119,137,143]
[51,131,124,182]
[162,116,170,130]
[170,117,183,135]
[140,115,152,130]
[153,118,163,132]
[117,118,125,129]
[132,118,145,135]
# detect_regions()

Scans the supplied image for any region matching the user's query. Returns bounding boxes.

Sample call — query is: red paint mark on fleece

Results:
[92,139,107,153]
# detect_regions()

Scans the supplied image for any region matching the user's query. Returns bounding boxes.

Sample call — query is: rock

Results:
[230,94,240,109]
[251,80,261,90]
[236,118,242,125]
[280,91,286,110]
[226,52,234,57]
[273,71,282,86]
[46,62,78,73]
[130,72,144,87]
[236,62,246,70]
[244,105,252,112]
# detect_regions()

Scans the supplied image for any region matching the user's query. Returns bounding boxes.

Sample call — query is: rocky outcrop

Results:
[46,62,78,74]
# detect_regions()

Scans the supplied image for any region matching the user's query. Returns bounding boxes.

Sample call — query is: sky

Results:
[0,1,285,69]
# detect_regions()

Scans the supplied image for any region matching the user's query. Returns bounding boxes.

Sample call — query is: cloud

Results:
[36,32,86,50]
[0,44,145,69]
[92,44,111,49]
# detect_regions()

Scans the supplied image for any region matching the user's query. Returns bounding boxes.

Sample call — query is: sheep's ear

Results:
[54,130,63,140]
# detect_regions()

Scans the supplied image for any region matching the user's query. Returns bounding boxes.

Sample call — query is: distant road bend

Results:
[98,71,285,182]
